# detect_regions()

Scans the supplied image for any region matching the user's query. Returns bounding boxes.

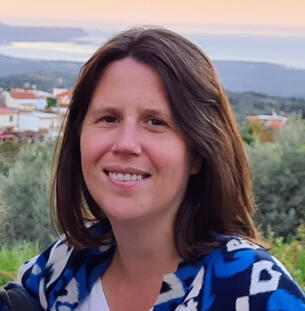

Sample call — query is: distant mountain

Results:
[0,22,87,43]
[1,72,304,123]
[0,54,82,76]
[0,54,305,99]
[0,72,76,91]
[227,91,305,123]
[214,61,305,99]
[1,59,304,122]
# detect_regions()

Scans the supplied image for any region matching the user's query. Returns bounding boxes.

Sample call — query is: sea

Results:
[0,30,304,69]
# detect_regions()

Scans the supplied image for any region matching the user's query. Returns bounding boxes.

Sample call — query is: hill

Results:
[0,54,82,77]
[0,22,87,43]
[214,61,305,99]
[0,54,305,98]
[227,91,305,123]
[1,55,305,123]
[0,73,304,124]
[0,72,76,91]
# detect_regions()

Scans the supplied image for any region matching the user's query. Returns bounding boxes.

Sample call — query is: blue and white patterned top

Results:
[10,222,305,310]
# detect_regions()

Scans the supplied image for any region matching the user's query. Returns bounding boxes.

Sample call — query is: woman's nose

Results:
[111,122,142,156]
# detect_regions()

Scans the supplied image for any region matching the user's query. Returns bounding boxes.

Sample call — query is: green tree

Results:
[247,117,305,237]
[0,143,55,249]
[0,141,22,174]
[46,97,57,109]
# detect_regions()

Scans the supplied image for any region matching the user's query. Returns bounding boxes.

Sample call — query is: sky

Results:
[0,0,304,69]
[1,0,305,35]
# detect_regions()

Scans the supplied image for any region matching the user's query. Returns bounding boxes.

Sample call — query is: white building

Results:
[56,90,72,108]
[5,89,47,110]
[33,90,53,98]
[247,112,288,129]
[19,111,60,133]
[53,88,68,96]
[0,107,18,132]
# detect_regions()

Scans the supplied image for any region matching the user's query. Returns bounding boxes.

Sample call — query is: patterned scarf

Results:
[18,222,305,310]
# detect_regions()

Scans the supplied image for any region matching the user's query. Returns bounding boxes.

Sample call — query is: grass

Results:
[269,225,305,291]
[0,242,39,286]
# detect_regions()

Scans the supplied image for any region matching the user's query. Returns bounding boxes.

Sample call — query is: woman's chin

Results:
[101,204,150,223]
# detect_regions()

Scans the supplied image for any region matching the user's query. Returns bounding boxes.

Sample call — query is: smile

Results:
[109,172,145,181]
[104,169,151,183]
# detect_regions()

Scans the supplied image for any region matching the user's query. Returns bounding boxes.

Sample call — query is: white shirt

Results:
[77,278,154,311]
[77,278,110,311]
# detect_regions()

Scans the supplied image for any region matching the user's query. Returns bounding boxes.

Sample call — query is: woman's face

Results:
[80,57,200,224]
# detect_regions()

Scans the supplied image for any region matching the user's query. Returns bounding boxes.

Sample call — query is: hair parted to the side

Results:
[50,26,260,262]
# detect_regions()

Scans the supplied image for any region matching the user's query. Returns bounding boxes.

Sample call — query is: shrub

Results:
[270,225,305,291]
[247,117,305,237]
[0,143,55,249]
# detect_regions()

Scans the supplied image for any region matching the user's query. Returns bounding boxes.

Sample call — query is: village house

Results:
[0,107,61,143]
[55,89,72,108]
[0,107,18,132]
[18,111,61,141]
[4,89,47,110]
[52,90,72,127]
[0,87,66,143]
[246,112,288,142]
[0,107,19,142]
[247,113,287,129]
[53,88,68,96]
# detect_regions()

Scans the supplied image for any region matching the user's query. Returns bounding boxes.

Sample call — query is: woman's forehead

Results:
[89,58,171,112]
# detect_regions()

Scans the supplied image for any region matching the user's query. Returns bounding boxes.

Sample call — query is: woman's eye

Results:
[101,115,118,123]
[147,118,165,126]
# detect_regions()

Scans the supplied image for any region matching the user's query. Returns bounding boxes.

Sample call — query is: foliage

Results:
[228,91,305,124]
[46,97,57,108]
[0,242,39,287]
[0,141,22,174]
[241,119,264,145]
[247,117,305,237]
[0,143,55,249]
[0,72,76,92]
[269,225,305,291]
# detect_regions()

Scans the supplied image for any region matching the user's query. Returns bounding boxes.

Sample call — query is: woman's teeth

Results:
[109,172,144,181]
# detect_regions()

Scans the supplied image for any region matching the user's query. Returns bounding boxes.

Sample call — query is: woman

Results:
[3,26,305,311]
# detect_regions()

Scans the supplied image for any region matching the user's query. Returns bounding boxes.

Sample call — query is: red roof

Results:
[0,134,17,139]
[247,116,259,120]
[56,90,72,99]
[10,90,37,99]
[267,120,285,128]
[0,107,16,115]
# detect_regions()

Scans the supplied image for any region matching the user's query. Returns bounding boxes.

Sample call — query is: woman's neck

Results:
[108,214,180,282]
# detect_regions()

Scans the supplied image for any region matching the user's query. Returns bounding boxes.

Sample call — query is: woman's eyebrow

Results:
[88,105,119,115]
[141,108,172,119]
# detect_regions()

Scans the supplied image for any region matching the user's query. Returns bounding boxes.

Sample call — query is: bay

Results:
[0,32,304,69]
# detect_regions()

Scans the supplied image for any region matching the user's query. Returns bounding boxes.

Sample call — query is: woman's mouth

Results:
[104,169,151,182]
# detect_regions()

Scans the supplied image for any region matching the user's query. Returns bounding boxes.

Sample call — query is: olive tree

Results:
[246,117,305,238]
[0,143,55,249]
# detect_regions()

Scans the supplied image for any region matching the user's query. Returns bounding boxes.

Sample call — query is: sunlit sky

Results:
[1,0,305,35]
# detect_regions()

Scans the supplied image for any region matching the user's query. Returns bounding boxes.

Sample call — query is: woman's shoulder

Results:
[18,237,73,283]
[199,235,305,310]
[18,222,115,311]
[154,236,304,311]
[18,221,113,282]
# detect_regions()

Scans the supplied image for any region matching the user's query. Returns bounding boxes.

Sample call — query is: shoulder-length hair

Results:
[50,26,259,262]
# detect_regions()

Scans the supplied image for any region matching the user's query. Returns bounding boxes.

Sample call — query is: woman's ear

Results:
[190,155,202,175]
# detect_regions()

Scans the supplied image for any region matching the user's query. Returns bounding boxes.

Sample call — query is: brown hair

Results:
[50,26,259,262]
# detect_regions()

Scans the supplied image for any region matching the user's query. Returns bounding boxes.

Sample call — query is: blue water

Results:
[0,30,304,69]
